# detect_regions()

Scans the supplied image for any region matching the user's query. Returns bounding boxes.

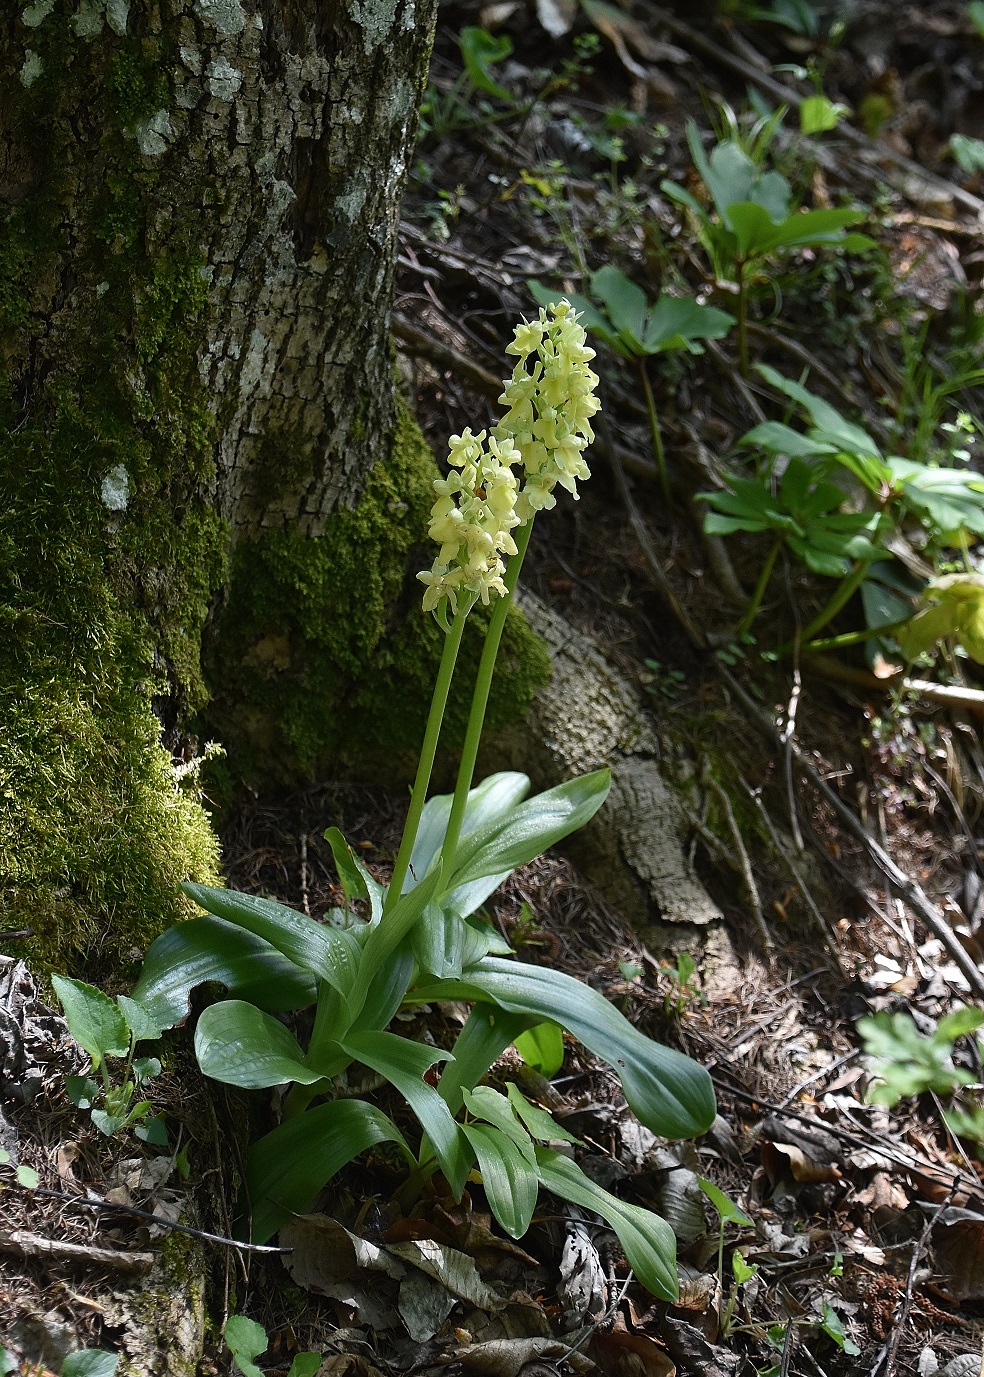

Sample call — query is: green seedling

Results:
[52,976,167,1144]
[661,120,873,373]
[858,1005,984,1106]
[799,94,851,136]
[129,306,715,1299]
[0,1349,120,1377]
[698,1176,755,1338]
[418,26,514,140]
[664,951,701,1015]
[225,1316,320,1377]
[951,133,984,177]
[819,1302,860,1356]
[531,265,734,505]
[0,1147,39,1190]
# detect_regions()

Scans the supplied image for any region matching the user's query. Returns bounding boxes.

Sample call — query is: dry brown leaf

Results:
[761,1141,842,1186]
[452,1337,594,1377]
[932,1211,984,1302]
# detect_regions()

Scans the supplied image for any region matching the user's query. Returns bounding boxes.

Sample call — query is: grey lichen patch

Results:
[205,58,242,101]
[179,46,203,74]
[349,0,400,53]
[19,51,42,87]
[21,0,55,25]
[106,0,129,34]
[133,109,174,157]
[74,0,106,38]
[101,464,131,512]
[193,0,246,35]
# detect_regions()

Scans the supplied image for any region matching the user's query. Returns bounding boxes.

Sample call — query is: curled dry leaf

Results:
[761,1141,842,1186]
[452,1337,594,1377]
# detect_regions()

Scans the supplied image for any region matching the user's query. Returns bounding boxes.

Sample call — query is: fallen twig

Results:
[869,1183,958,1377]
[0,1227,155,1275]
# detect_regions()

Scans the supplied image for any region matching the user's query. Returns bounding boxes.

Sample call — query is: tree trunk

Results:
[0,0,445,972]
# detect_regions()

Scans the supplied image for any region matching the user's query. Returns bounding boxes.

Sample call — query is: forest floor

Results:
[5,1,984,1374]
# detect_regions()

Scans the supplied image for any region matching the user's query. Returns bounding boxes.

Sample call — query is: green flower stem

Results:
[773,560,872,659]
[638,359,671,509]
[737,535,783,639]
[441,519,535,870]
[384,597,473,913]
[736,260,749,379]
[801,615,913,655]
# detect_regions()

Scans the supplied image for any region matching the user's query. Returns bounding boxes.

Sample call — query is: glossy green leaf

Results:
[414,958,715,1140]
[247,1098,411,1243]
[131,916,318,1028]
[340,1029,469,1196]
[463,1122,538,1238]
[52,976,129,1069]
[182,883,362,1002]
[436,1003,532,1114]
[353,866,444,1006]
[514,1020,565,1077]
[506,1082,582,1143]
[288,1356,323,1377]
[643,295,734,353]
[447,770,611,890]
[195,1000,325,1089]
[536,1147,678,1299]
[741,421,839,458]
[325,827,384,921]
[800,94,849,135]
[756,365,882,459]
[348,943,415,1034]
[463,1086,537,1163]
[412,901,466,980]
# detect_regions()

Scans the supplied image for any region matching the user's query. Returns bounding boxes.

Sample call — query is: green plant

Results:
[721,0,820,36]
[225,1316,320,1377]
[531,265,734,504]
[0,1349,119,1376]
[858,1006,984,1105]
[698,1176,755,1338]
[969,1,984,41]
[663,951,701,1015]
[711,365,984,653]
[130,306,715,1296]
[0,1146,39,1191]
[51,975,167,1143]
[661,121,873,373]
[418,26,515,141]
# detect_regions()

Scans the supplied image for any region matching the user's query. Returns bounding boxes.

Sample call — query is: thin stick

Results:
[704,770,772,951]
[869,1184,957,1377]
[0,1227,155,1275]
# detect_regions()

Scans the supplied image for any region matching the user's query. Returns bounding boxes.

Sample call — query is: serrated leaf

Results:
[225,1315,268,1377]
[116,995,165,1044]
[52,976,129,1068]
[195,1000,325,1089]
[536,1147,678,1299]
[248,1099,412,1243]
[463,1122,538,1238]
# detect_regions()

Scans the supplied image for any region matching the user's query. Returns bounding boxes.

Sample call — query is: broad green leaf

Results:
[325,827,383,921]
[288,1357,323,1377]
[591,264,647,346]
[459,25,514,102]
[697,1176,753,1226]
[61,1353,119,1377]
[446,770,611,890]
[800,94,849,135]
[340,1029,470,1196]
[703,512,771,536]
[821,1303,860,1356]
[116,995,165,1045]
[643,295,734,353]
[409,772,530,909]
[529,282,619,350]
[16,1164,39,1189]
[463,1086,538,1163]
[536,1147,678,1299]
[755,365,882,459]
[514,1020,565,1076]
[463,1122,538,1238]
[412,901,466,980]
[224,1315,268,1377]
[936,1006,984,1042]
[353,866,444,1005]
[436,1003,532,1114]
[952,132,984,175]
[740,421,839,458]
[726,200,784,259]
[247,1099,412,1243]
[52,976,129,1069]
[195,1000,325,1089]
[348,942,415,1034]
[506,1082,582,1144]
[182,883,362,1002]
[131,916,318,1028]
[414,959,716,1139]
[768,207,865,249]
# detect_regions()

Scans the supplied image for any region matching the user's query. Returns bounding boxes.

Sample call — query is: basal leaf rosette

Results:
[417,428,521,615]
[497,301,601,522]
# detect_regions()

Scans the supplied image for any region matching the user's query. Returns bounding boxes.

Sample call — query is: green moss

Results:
[210,401,552,783]
[0,25,223,978]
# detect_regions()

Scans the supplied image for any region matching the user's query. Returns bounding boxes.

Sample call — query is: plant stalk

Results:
[736,260,749,379]
[441,519,534,869]
[384,597,472,912]
[801,615,913,655]
[737,535,783,639]
[638,359,671,509]
[773,560,872,660]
